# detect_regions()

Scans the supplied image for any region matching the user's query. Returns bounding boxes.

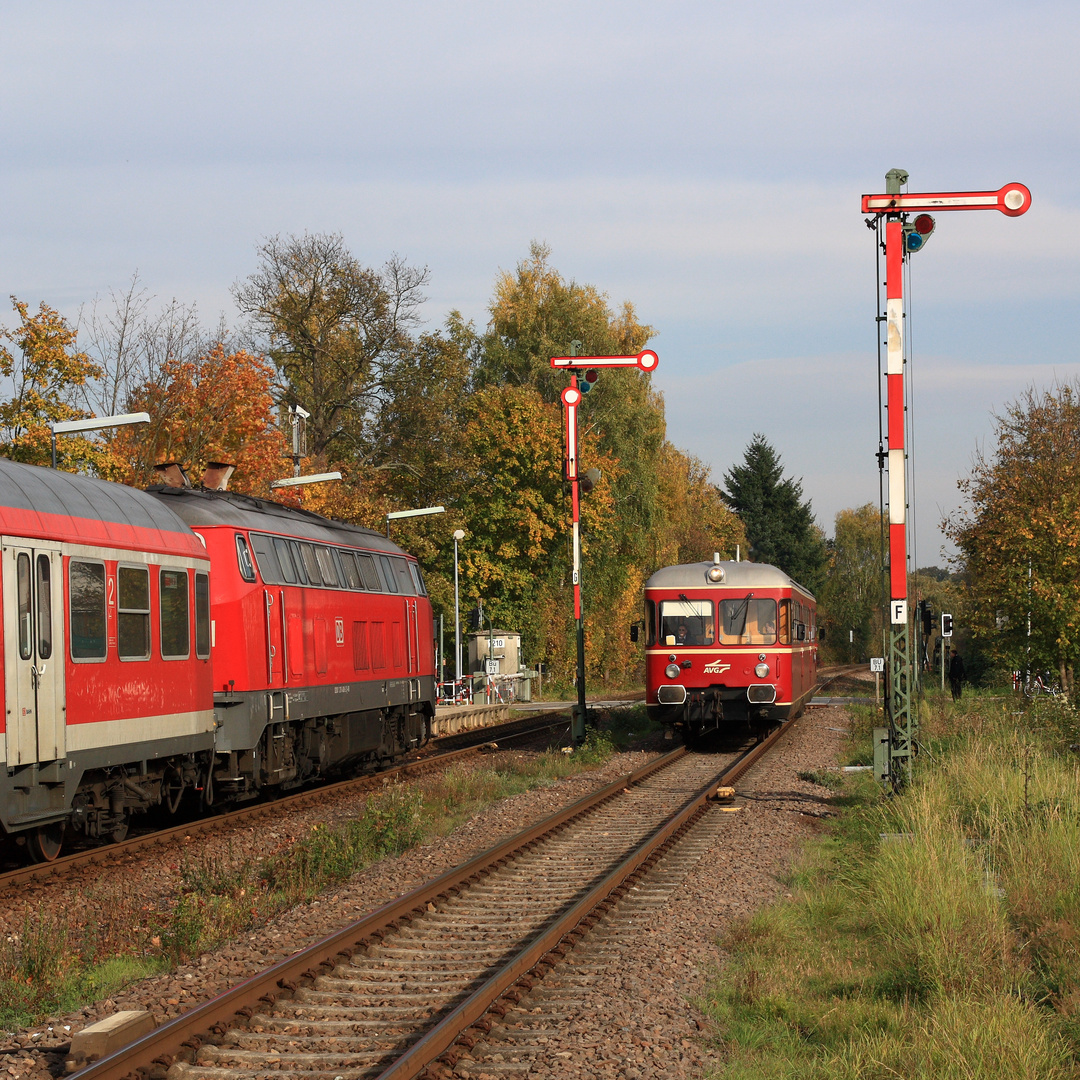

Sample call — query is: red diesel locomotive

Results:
[643,555,819,746]
[0,458,435,862]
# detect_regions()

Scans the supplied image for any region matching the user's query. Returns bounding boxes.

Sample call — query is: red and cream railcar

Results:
[643,556,818,745]
[146,486,436,799]
[0,458,214,861]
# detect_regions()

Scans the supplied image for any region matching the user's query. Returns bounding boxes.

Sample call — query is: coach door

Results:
[3,541,66,767]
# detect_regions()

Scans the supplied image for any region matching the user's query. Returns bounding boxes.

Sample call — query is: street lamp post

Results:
[50,412,151,469]
[453,529,465,693]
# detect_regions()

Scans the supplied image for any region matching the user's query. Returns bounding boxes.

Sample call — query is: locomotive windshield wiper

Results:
[728,592,754,637]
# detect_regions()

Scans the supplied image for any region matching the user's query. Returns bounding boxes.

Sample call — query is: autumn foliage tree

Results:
[0,298,104,470]
[113,345,289,497]
[945,382,1080,691]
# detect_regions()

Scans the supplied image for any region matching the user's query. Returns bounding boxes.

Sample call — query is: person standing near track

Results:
[949,648,965,701]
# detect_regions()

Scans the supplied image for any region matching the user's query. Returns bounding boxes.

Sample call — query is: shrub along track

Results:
[75,713,802,1080]
[0,710,579,893]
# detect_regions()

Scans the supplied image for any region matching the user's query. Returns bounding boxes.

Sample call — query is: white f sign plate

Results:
[891,600,908,625]
[870,657,885,673]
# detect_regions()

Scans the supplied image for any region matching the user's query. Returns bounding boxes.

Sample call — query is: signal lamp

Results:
[580,467,602,494]
[903,214,935,254]
[941,612,953,637]
[579,369,599,393]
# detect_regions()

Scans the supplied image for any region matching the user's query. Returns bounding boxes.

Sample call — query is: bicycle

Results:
[1024,671,1062,699]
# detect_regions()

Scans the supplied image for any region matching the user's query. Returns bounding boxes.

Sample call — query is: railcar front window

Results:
[658,600,714,646]
[719,597,777,645]
[118,565,151,660]
[70,560,107,660]
[160,568,190,659]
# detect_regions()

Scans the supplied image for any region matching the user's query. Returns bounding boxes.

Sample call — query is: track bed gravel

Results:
[4,706,847,1080]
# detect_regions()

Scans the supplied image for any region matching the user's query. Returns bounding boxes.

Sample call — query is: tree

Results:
[820,504,885,661]
[232,233,428,461]
[944,382,1080,691]
[0,297,103,469]
[113,345,289,497]
[722,434,827,592]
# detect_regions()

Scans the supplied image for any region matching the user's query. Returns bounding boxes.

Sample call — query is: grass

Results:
[704,687,1080,1079]
[0,734,618,1033]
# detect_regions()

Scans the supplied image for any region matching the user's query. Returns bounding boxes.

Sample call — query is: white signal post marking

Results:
[551,349,659,372]
[861,183,1031,216]
[561,385,581,479]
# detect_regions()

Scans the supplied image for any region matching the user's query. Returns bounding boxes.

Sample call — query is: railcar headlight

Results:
[755,663,770,678]
[707,565,725,582]
[665,664,681,679]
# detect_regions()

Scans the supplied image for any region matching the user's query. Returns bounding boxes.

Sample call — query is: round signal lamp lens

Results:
[914,214,935,235]
[906,232,924,251]
[584,368,599,383]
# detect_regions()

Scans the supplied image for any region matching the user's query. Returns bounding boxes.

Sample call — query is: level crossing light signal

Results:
[903,213,936,253]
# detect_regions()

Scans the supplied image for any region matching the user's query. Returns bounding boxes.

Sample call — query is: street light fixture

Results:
[386,504,445,537]
[270,471,342,489]
[453,529,465,689]
[50,412,151,469]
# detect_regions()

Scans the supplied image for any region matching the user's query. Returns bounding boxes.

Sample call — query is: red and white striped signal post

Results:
[862,170,1030,784]
[551,346,660,742]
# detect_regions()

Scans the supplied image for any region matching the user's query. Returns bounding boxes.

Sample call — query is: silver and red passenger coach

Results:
[643,555,818,745]
[0,457,435,862]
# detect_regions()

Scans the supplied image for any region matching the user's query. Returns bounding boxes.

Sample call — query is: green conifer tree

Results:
[722,433,827,593]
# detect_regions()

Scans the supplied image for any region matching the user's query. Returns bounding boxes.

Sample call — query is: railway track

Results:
[74,710,801,1080]
[0,708,577,893]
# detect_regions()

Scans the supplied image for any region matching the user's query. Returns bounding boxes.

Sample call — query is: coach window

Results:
[249,533,283,584]
[339,550,362,589]
[195,572,211,658]
[356,552,382,591]
[235,535,256,583]
[35,554,52,660]
[315,546,339,587]
[16,553,31,660]
[272,538,298,584]
[160,568,190,659]
[297,543,322,585]
[117,565,151,660]
[70,559,107,660]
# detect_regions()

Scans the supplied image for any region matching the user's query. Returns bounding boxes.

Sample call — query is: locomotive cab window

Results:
[249,533,283,584]
[315,546,339,587]
[719,597,777,645]
[409,561,427,595]
[339,550,362,589]
[659,599,714,646]
[378,555,399,593]
[70,559,107,661]
[273,537,299,584]
[235,535,257,582]
[117,564,151,660]
[391,557,414,594]
[160,568,190,659]
[356,552,382,591]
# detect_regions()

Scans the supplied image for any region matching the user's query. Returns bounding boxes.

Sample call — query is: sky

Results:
[2,0,1077,568]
